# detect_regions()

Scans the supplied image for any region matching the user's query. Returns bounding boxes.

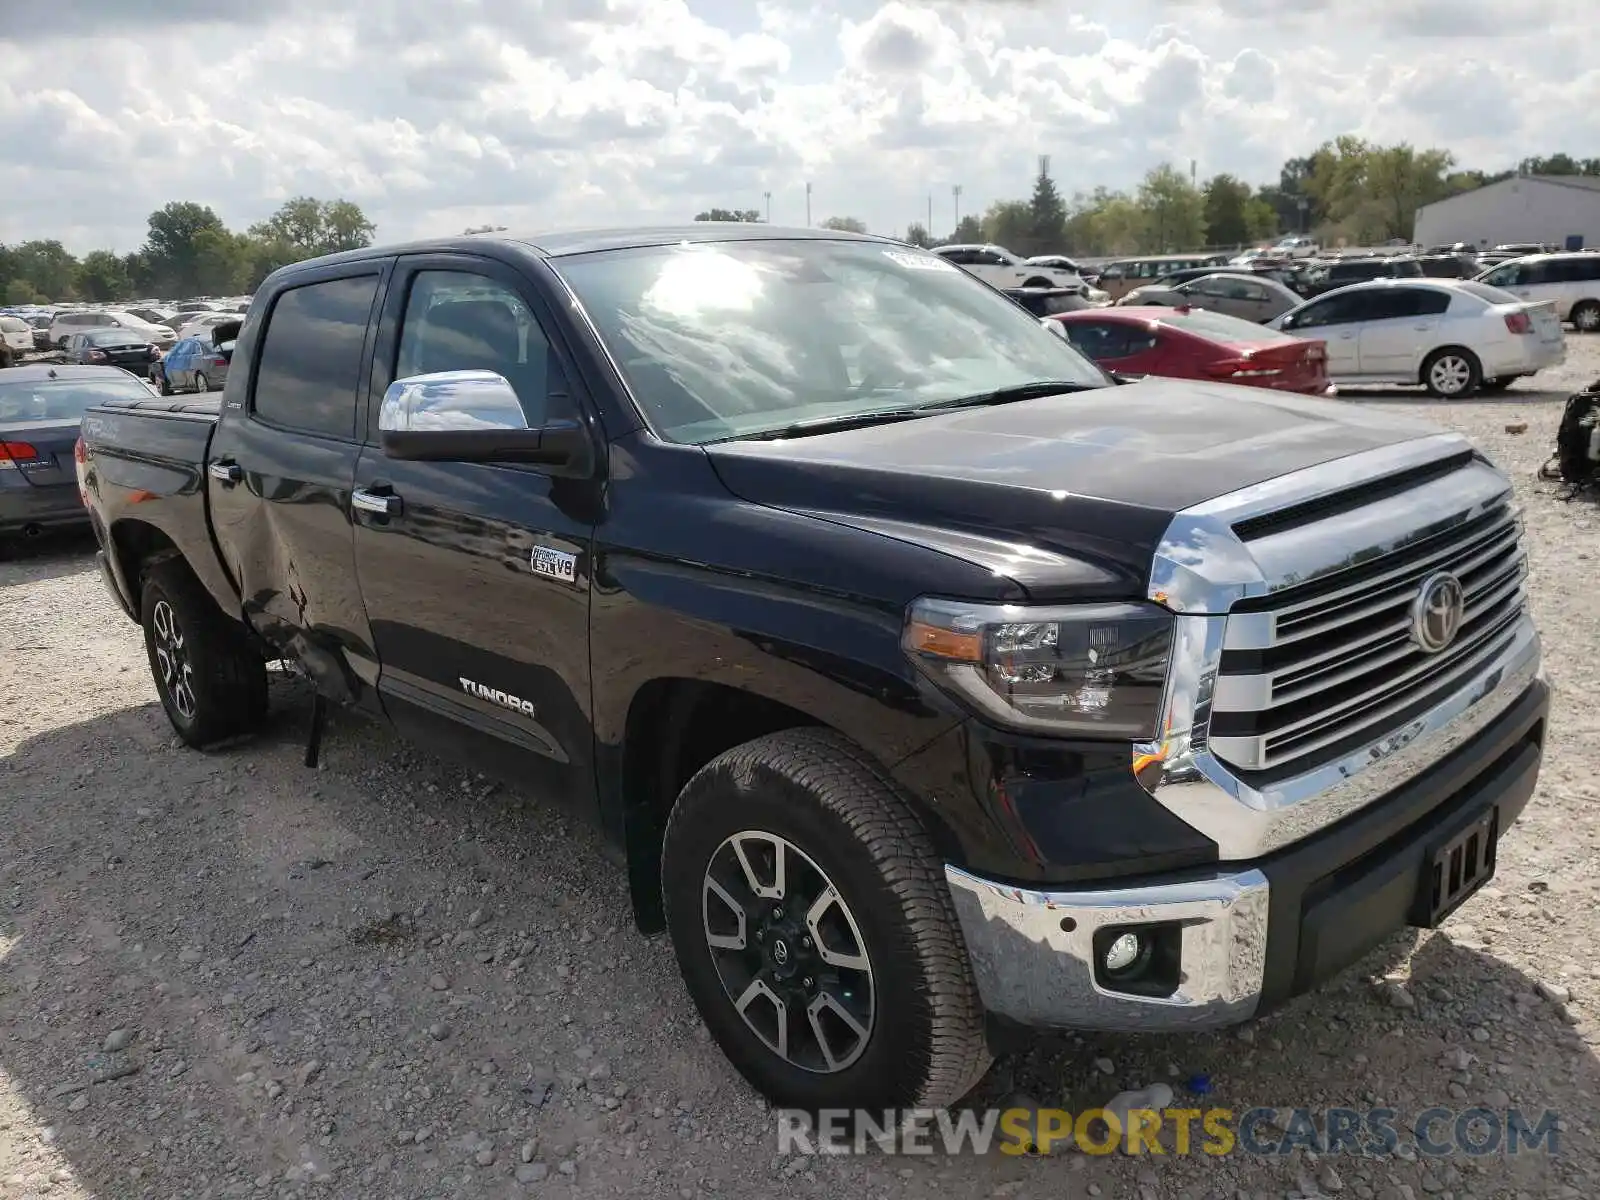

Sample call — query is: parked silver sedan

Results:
[1268,278,1565,397]
[1116,271,1302,323]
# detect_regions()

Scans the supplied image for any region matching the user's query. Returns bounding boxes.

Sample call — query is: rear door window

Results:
[251,274,381,439]
[1363,289,1451,320]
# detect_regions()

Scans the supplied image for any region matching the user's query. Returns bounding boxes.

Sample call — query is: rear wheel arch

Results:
[109,519,183,621]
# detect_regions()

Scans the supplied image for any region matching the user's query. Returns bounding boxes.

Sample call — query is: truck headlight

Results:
[903,598,1173,737]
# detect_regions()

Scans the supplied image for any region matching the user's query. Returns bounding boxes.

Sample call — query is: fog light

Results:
[1104,932,1144,974]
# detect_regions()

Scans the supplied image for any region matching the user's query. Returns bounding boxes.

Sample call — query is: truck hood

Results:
[704,378,1443,599]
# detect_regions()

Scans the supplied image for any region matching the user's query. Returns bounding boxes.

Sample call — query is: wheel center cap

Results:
[770,937,791,967]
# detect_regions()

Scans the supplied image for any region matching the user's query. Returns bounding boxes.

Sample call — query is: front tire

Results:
[1571,301,1600,333]
[1422,347,1481,398]
[661,729,991,1111]
[140,560,267,747]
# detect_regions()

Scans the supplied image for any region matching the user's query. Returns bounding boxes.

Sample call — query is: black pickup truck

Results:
[78,227,1548,1112]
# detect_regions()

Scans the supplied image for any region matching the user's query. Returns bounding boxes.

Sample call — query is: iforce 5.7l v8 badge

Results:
[531,545,578,583]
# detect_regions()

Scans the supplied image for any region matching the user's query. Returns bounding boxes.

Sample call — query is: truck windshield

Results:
[551,238,1109,445]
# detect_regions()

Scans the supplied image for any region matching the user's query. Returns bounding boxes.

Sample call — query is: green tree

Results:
[76,250,133,301]
[903,222,933,248]
[193,228,254,294]
[144,202,229,295]
[980,200,1032,251]
[1090,195,1148,255]
[1202,174,1256,248]
[820,216,868,233]
[10,241,79,300]
[693,208,761,222]
[464,224,509,235]
[1137,164,1206,252]
[949,215,983,244]
[1364,144,1454,241]
[1244,196,1280,241]
[248,196,375,257]
[1027,165,1068,255]
[4,279,39,305]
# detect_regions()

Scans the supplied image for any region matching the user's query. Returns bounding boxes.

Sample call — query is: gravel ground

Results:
[2,345,1599,1200]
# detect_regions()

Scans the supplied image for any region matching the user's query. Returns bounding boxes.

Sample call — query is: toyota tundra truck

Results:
[77,227,1547,1112]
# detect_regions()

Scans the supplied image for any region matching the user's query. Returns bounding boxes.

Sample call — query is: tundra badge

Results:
[531,545,578,583]
[460,678,536,717]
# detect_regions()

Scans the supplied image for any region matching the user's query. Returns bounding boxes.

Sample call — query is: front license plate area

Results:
[1415,809,1498,928]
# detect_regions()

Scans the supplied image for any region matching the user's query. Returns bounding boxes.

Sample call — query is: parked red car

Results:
[1049,305,1333,395]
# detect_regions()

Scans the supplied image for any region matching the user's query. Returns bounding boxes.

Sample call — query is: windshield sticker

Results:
[883,250,957,272]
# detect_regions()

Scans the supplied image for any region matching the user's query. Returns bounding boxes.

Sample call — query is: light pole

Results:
[1298,196,1309,234]
[764,191,772,223]
[952,184,962,232]
[805,182,812,227]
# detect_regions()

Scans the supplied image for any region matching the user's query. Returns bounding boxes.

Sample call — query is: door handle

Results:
[352,487,403,518]
[208,460,241,484]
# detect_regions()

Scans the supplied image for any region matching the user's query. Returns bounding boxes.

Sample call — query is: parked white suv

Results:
[1270,278,1565,397]
[933,244,1088,294]
[47,309,176,350]
[1475,252,1600,332]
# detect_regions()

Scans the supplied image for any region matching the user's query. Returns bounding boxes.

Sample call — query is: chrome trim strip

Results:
[945,865,1269,1031]
[1137,436,1538,858]
[1134,612,1539,860]
[1149,433,1479,615]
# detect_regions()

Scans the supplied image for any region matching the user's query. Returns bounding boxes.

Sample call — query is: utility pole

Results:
[763,192,771,223]
[927,193,933,236]
[952,184,963,231]
[805,183,812,227]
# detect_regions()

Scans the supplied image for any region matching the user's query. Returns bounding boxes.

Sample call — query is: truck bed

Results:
[80,394,230,618]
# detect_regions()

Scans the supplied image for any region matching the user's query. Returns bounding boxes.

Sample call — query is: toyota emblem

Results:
[772,939,790,966]
[1410,571,1465,654]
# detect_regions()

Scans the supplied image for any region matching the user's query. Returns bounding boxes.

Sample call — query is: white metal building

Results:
[1413,175,1600,251]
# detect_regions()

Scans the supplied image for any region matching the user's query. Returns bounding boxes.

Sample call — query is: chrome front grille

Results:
[1207,490,1528,777]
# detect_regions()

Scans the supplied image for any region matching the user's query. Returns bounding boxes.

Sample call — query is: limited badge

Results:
[531,545,578,582]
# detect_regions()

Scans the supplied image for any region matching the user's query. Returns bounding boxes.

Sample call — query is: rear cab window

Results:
[251,275,381,439]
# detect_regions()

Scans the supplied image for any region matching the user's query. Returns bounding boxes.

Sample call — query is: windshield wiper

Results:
[915,380,1104,412]
[716,379,1104,443]
[723,408,930,442]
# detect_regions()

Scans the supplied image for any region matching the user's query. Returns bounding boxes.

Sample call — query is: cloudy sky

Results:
[3,0,1596,255]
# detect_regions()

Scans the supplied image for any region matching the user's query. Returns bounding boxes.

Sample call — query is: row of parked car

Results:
[1043,273,1567,399]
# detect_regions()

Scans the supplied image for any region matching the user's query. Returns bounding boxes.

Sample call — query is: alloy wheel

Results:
[701,831,875,1074]
[151,599,197,721]
[1429,355,1471,396]
[1576,306,1600,332]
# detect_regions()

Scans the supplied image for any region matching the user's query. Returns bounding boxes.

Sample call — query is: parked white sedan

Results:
[1268,278,1565,397]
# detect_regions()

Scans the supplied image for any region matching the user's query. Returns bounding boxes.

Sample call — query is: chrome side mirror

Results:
[377,369,592,472]
[379,369,530,434]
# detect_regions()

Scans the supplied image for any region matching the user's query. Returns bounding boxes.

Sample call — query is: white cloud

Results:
[1,0,1595,253]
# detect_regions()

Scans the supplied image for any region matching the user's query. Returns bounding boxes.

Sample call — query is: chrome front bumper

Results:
[946,865,1270,1031]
